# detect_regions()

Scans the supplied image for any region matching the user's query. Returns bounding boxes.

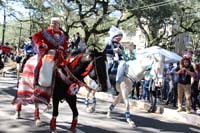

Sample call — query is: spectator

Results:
[172,62,180,107]
[142,66,151,101]
[163,63,176,100]
[78,38,87,52]
[191,64,200,113]
[74,32,80,49]
[70,34,76,49]
[175,58,195,113]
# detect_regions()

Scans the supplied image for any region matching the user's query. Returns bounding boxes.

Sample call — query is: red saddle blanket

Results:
[15,55,53,105]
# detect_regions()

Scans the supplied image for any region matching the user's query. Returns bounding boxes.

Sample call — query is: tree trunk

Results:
[84,31,91,44]
[137,17,150,47]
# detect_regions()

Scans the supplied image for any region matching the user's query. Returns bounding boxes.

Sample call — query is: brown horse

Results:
[14,48,109,132]
[50,48,109,133]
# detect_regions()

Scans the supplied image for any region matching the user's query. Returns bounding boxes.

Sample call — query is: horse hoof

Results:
[15,112,21,119]
[51,130,57,133]
[86,107,91,113]
[86,107,95,113]
[107,111,111,119]
[35,119,42,127]
[68,130,76,133]
[90,107,95,113]
[44,104,52,112]
[127,119,136,128]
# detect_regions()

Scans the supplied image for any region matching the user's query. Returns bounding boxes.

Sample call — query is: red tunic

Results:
[32,26,68,52]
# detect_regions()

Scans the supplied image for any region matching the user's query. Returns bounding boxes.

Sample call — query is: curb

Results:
[162,108,200,127]
[78,87,200,127]
[78,87,164,113]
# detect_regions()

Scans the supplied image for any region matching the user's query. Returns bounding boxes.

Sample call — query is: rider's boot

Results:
[33,53,44,87]
[125,112,136,128]
[69,118,78,132]
[107,104,115,118]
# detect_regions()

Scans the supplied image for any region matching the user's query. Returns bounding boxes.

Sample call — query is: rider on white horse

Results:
[104,26,136,127]
[103,26,125,91]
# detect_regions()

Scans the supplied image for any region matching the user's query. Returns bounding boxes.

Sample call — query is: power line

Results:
[79,0,186,21]
[130,0,186,11]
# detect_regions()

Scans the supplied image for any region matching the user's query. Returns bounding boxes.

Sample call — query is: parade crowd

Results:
[131,57,200,114]
[0,17,200,116]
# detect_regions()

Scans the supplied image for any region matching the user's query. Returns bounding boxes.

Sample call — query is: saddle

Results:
[38,50,56,87]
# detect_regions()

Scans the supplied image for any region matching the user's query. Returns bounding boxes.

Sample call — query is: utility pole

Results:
[29,10,32,37]
[17,23,22,54]
[1,8,6,45]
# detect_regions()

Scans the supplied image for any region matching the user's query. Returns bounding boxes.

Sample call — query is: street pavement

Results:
[0,72,200,133]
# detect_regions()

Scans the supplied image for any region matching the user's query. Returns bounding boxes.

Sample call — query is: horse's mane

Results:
[63,48,108,91]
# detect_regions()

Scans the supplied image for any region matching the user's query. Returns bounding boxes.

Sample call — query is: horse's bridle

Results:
[60,53,105,91]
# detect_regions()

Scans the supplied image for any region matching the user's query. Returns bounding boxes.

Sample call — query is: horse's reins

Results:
[60,54,104,91]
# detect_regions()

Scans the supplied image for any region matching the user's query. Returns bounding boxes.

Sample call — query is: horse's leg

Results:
[120,79,136,128]
[66,95,78,132]
[84,89,91,108]
[15,103,22,119]
[88,90,96,113]
[148,81,157,113]
[34,103,42,126]
[16,63,21,80]
[148,89,157,113]
[50,97,60,132]
[107,83,123,118]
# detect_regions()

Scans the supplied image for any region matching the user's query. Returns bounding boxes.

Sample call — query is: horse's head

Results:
[150,54,165,87]
[85,48,110,92]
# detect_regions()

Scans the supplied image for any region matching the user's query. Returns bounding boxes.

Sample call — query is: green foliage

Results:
[87,34,104,51]
[116,0,181,47]
[1,0,200,52]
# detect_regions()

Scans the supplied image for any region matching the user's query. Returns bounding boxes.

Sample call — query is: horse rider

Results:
[20,40,35,72]
[103,26,125,92]
[32,17,68,86]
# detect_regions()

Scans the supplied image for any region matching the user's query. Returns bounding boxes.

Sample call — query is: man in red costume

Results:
[32,17,68,86]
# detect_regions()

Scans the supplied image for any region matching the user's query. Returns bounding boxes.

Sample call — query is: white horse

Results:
[107,54,164,127]
[84,53,165,127]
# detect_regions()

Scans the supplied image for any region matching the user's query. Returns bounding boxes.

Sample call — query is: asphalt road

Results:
[0,72,200,133]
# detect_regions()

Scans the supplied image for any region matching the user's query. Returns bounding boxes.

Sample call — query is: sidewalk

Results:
[78,87,200,128]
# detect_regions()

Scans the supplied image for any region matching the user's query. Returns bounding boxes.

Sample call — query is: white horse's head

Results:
[149,54,165,87]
